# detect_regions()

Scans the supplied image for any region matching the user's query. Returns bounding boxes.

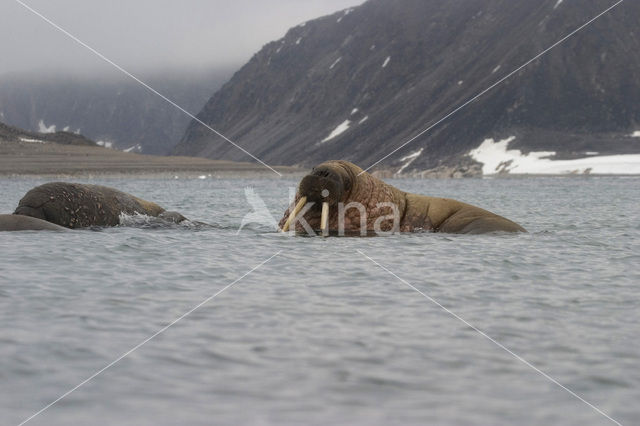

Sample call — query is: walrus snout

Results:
[298,167,346,206]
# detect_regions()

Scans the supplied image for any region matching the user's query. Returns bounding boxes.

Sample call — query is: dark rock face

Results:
[0,70,232,155]
[174,0,640,173]
[0,121,96,146]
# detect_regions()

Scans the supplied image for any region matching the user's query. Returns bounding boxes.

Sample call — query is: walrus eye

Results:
[299,166,345,206]
[314,170,332,178]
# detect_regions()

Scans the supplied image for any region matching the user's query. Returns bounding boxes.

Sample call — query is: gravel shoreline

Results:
[0,139,301,177]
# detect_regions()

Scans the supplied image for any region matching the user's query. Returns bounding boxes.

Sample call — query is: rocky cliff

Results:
[174,0,640,174]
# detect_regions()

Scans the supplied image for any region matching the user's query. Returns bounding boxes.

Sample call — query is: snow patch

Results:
[96,140,113,149]
[469,136,640,175]
[321,120,351,143]
[396,148,424,175]
[20,137,46,144]
[329,57,342,69]
[298,22,306,27]
[457,80,463,85]
[370,45,376,50]
[631,131,640,137]
[585,152,600,155]
[38,119,56,133]
[123,144,142,153]
[358,116,369,124]
[382,56,391,68]
[351,108,358,115]
[63,126,70,131]
[553,0,564,9]
[337,8,354,22]
[295,37,302,45]
[492,65,501,74]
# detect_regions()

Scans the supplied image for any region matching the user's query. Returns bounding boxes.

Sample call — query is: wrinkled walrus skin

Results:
[13,182,187,229]
[279,161,526,234]
[0,214,67,232]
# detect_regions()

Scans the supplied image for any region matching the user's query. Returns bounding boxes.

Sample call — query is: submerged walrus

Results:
[279,161,526,235]
[8,182,187,230]
[0,214,66,232]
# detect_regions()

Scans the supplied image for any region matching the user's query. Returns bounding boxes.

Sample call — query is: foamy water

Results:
[1,176,639,425]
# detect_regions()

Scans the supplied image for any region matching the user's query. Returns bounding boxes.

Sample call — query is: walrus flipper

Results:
[158,211,188,224]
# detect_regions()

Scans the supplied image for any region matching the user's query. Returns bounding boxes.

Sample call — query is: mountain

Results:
[0,68,233,155]
[174,0,640,175]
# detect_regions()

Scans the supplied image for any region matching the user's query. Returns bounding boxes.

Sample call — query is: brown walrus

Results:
[279,160,526,235]
[12,182,187,229]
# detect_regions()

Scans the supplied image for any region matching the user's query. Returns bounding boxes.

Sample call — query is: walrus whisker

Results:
[281,196,307,232]
[320,202,329,237]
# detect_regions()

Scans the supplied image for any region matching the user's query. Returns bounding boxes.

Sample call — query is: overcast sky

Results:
[1,0,362,77]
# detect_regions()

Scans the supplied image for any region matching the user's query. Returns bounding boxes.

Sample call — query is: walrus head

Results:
[280,161,405,234]
[297,161,355,207]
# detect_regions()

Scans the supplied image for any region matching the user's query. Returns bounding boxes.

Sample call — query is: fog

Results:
[1,0,362,77]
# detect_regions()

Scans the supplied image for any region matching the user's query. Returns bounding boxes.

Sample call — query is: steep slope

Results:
[0,69,232,155]
[174,0,640,173]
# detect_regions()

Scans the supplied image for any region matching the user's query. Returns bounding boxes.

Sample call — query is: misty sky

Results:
[1,0,362,77]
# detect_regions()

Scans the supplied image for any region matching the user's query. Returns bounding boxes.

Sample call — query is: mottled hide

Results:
[13,182,186,229]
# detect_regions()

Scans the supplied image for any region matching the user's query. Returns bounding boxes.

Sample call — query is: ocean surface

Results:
[1,176,639,426]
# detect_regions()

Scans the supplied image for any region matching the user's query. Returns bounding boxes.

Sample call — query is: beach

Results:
[0,139,300,177]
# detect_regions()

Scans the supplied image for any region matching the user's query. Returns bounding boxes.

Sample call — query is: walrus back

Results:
[404,194,526,234]
[433,198,527,234]
[14,182,165,228]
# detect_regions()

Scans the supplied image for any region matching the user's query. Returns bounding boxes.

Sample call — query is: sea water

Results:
[1,176,639,425]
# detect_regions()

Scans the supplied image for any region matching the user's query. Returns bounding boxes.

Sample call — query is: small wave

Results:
[117,212,219,230]
[235,222,280,234]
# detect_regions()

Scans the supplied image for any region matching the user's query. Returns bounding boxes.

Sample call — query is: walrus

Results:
[12,182,188,229]
[279,160,526,235]
[0,214,67,232]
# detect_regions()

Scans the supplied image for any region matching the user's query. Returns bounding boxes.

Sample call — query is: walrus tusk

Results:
[320,202,329,236]
[281,196,307,232]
